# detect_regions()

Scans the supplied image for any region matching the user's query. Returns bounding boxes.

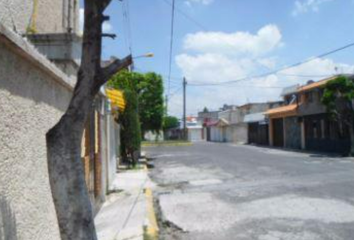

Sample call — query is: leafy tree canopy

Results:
[134,72,164,135]
[163,116,180,130]
[108,70,141,159]
[322,75,354,119]
[322,75,354,155]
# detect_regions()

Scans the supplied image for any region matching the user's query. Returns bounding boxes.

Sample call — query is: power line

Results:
[125,0,133,55]
[121,0,133,55]
[133,67,182,83]
[167,0,176,97]
[188,41,354,86]
[188,84,284,89]
[160,0,208,31]
[168,85,183,100]
[276,73,337,78]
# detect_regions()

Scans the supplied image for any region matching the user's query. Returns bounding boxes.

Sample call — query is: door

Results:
[273,118,284,147]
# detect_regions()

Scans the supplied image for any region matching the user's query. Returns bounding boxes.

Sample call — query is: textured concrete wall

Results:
[229,123,248,143]
[0,34,73,239]
[284,117,301,149]
[0,0,79,34]
[219,103,277,125]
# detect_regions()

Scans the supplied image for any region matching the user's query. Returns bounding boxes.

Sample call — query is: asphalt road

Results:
[146,142,354,240]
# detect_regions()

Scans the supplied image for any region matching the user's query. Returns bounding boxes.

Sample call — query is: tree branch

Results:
[101,33,117,39]
[98,55,133,85]
[101,0,113,11]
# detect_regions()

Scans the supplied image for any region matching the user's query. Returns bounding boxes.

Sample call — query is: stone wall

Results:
[0,24,74,240]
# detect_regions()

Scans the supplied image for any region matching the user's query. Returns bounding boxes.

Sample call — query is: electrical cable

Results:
[188,41,354,86]
[167,0,176,97]
[160,0,208,31]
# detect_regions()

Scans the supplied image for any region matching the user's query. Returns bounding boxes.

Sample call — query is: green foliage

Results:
[163,116,179,130]
[107,70,164,160]
[203,107,209,113]
[134,72,164,136]
[321,75,354,118]
[108,70,141,159]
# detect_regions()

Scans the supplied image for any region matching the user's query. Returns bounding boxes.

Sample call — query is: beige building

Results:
[0,0,123,239]
[0,0,80,34]
[0,23,71,240]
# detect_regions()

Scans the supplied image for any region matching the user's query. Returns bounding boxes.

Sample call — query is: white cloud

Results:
[170,57,354,117]
[292,0,334,16]
[172,24,354,117]
[176,53,255,84]
[183,25,282,57]
[184,0,214,6]
[103,22,113,32]
[79,8,113,33]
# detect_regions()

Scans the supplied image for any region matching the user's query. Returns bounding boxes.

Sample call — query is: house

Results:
[80,87,125,212]
[0,1,127,238]
[243,102,283,146]
[0,22,74,240]
[266,75,352,154]
[197,110,220,141]
[297,76,352,153]
[0,1,82,238]
[207,103,280,143]
[244,112,269,145]
[266,85,301,149]
[186,116,205,141]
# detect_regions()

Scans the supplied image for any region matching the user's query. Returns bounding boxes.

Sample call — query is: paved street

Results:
[146,142,354,240]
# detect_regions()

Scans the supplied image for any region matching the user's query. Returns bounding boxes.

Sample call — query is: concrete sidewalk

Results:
[94,166,156,240]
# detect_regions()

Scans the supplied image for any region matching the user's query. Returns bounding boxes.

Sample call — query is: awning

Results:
[206,120,219,127]
[205,118,229,127]
[265,104,298,118]
[216,118,229,127]
[106,88,126,111]
[244,112,266,123]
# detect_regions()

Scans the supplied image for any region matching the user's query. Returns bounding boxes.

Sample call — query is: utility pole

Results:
[183,77,187,140]
[165,94,169,115]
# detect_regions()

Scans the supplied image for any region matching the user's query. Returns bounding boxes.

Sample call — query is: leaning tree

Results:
[45,1,132,239]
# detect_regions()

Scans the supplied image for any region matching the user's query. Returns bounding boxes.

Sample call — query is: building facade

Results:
[0,0,124,238]
[0,0,80,34]
[208,102,281,144]
[266,76,352,154]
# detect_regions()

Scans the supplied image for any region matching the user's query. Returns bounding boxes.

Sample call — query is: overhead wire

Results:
[160,0,208,31]
[121,0,133,55]
[187,41,354,86]
[167,0,176,97]
[168,85,183,100]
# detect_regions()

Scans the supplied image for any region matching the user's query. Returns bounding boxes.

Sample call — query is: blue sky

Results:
[81,0,354,117]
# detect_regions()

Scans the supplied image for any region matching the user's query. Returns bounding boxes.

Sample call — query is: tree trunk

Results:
[46,0,132,239]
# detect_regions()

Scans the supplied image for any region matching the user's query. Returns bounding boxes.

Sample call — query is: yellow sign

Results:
[106,89,126,111]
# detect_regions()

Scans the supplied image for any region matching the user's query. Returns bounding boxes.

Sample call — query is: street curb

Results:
[143,165,159,240]
[142,142,192,147]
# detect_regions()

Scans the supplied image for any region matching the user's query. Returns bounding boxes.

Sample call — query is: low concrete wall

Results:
[0,24,74,240]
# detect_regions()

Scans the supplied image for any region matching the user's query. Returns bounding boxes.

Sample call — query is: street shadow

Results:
[246,143,342,158]
[0,197,18,240]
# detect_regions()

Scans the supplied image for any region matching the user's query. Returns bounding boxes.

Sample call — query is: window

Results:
[306,92,313,103]
[320,119,325,139]
[313,120,318,139]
